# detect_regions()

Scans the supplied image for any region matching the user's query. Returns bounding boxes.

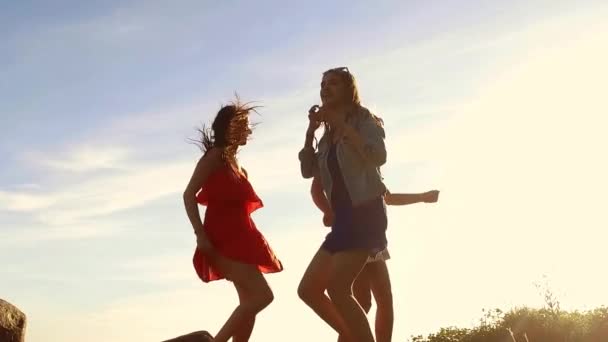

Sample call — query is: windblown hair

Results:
[193,98,259,162]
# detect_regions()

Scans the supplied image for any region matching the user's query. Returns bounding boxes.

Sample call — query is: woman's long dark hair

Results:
[193,98,259,162]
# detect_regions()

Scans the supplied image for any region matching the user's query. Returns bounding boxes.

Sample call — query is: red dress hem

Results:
[192,165,283,283]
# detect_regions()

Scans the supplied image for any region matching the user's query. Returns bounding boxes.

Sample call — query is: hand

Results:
[421,190,440,203]
[196,234,215,256]
[322,211,334,227]
[307,105,323,133]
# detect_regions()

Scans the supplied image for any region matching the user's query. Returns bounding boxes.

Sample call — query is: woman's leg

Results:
[332,263,372,342]
[212,256,274,342]
[353,264,373,314]
[232,282,256,342]
[368,261,393,342]
[327,250,375,342]
[298,248,351,340]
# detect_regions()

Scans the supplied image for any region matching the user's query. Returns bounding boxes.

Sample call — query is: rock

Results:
[0,299,26,342]
[162,330,213,342]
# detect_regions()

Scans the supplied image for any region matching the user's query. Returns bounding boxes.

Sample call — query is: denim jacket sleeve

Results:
[357,113,387,167]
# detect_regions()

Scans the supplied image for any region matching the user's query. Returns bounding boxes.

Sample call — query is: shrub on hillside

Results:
[411,306,608,342]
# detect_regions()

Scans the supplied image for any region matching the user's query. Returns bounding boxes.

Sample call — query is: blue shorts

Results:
[321,196,388,254]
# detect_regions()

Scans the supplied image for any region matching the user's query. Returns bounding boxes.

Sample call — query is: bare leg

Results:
[327,250,375,342]
[232,282,256,342]
[368,261,393,342]
[211,256,273,342]
[353,264,373,314]
[335,264,372,342]
[298,248,352,341]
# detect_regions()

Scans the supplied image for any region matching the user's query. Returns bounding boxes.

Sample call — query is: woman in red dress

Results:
[183,99,283,342]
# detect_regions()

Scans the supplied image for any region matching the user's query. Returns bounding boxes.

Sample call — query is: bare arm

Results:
[384,193,423,206]
[183,148,222,247]
[298,131,317,179]
[311,175,331,215]
[299,106,322,179]
[385,190,440,206]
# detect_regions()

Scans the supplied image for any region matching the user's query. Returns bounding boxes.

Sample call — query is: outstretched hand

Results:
[421,190,440,203]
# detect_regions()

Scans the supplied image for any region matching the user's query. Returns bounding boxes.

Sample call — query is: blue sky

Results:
[2,1,608,341]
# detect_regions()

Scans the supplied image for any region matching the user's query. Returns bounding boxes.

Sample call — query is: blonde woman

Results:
[298,67,387,342]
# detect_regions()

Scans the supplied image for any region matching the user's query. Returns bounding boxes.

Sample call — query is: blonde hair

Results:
[322,67,384,127]
[322,67,361,106]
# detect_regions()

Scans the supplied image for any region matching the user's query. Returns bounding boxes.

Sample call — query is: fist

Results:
[421,190,440,203]
[308,105,323,131]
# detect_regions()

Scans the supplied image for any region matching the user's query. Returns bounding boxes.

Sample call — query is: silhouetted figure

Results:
[183,99,283,342]
[312,176,439,342]
[298,67,388,342]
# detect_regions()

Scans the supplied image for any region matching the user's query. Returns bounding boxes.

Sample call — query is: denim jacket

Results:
[298,105,387,206]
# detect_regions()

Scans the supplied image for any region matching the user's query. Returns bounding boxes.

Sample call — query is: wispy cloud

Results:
[22,145,131,172]
[1,159,192,225]
[0,190,57,211]
[0,222,123,244]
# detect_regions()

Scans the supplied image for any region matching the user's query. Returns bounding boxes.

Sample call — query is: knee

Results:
[258,288,274,310]
[297,279,323,303]
[296,282,308,302]
[243,287,274,314]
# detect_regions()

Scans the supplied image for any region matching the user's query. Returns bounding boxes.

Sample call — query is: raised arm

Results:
[299,106,322,178]
[298,135,317,179]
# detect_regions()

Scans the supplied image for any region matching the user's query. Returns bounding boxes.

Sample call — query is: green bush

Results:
[410,306,608,342]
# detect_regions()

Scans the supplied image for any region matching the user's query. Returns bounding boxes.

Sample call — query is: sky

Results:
[1,1,607,341]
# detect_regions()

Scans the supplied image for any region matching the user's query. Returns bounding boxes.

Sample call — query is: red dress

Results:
[192,164,283,282]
